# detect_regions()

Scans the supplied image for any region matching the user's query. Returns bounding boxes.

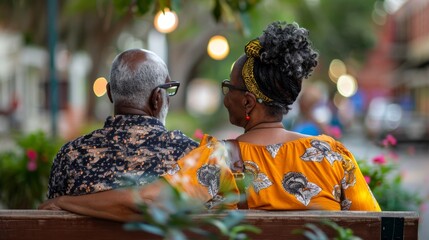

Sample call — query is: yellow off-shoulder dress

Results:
[163,134,381,211]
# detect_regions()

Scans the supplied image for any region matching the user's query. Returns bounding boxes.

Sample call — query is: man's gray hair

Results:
[109,49,169,108]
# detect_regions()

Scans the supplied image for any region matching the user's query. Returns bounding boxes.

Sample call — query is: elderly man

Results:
[47,49,198,199]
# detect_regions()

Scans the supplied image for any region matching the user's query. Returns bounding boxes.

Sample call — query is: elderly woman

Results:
[40,21,380,221]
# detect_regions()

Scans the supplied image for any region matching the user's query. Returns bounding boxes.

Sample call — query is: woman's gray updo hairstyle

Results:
[253,21,318,115]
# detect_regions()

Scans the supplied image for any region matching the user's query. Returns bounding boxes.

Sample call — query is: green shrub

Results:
[357,134,422,211]
[0,131,62,209]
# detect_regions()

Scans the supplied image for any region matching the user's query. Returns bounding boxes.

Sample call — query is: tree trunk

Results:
[168,24,226,110]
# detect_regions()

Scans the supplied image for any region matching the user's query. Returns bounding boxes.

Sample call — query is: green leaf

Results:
[222,211,246,228]
[166,229,187,240]
[112,0,132,14]
[63,0,100,13]
[124,222,165,236]
[150,206,169,224]
[135,0,154,15]
[188,227,211,237]
[302,223,329,240]
[303,231,321,240]
[230,224,262,234]
[205,218,229,235]
[212,0,222,22]
[158,0,169,10]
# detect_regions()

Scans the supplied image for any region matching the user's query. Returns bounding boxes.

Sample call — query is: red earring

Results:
[245,113,250,121]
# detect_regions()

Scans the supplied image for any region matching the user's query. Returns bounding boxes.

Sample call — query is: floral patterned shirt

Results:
[47,115,198,199]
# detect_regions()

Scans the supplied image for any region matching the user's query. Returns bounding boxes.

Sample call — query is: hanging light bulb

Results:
[207,35,229,60]
[154,8,178,33]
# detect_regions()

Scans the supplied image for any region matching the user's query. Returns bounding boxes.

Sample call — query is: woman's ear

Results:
[243,92,257,112]
[106,83,113,103]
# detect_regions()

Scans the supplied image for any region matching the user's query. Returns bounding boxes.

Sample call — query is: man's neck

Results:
[114,106,152,116]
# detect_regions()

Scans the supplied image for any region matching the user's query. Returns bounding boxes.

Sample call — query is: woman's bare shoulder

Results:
[237,129,314,145]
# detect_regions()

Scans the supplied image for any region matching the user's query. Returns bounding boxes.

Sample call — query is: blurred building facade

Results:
[359,0,429,142]
[0,29,91,139]
[0,31,49,134]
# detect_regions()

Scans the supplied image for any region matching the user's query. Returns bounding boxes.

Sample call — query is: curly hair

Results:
[253,21,318,115]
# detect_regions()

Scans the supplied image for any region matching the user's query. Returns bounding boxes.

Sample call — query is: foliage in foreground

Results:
[124,183,260,240]
[294,219,362,240]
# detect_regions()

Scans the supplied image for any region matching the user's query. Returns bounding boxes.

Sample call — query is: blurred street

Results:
[341,123,429,240]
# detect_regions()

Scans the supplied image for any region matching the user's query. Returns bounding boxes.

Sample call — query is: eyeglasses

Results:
[221,80,247,95]
[157,81,180,96]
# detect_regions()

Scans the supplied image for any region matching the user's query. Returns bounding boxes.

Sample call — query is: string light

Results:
[154,8,178,33]
[207,35,229,60]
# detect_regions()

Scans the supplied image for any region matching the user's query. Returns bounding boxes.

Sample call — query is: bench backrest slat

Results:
[0,210,419,240]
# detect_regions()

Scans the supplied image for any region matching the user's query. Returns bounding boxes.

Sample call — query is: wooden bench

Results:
[0,210,419,239]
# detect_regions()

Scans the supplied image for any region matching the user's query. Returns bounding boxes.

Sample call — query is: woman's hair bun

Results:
[259,21,317,80]
[253,21,318,113]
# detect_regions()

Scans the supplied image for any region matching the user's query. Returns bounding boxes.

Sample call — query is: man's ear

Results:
[106,83,113,103]
[150,88,162,113]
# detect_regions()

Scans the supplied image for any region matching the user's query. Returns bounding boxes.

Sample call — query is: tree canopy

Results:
[0,0,382,124]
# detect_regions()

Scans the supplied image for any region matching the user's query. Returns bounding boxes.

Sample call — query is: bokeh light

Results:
[93,77,107,97]
[186,79,221,115]
[154,8,178,33]
[384,0,407,14]
[333,92,346,109]
[337,74,357,97]
[207,35,230,60]
[329,59,347,82]
[313,105,332,124]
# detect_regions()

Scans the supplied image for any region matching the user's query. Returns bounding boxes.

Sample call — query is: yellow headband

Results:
[242,39,273,103]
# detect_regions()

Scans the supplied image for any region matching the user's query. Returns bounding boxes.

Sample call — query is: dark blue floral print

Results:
[47,115,198,198]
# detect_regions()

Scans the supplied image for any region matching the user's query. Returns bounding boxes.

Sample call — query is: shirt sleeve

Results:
[47,147,68,199]
[163,135,239,209]
[169,130,199,158]
[336,141,382,211]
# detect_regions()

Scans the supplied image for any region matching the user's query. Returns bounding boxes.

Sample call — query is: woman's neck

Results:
[239,122,307,145]
[244,121,284,133]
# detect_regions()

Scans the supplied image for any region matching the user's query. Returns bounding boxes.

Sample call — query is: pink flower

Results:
[27,160,37,172]
[382,134,397,147]
[26,149,38,161]
[329,126,342,139]
[364,176,371,184]
[193,129,204,140]
[372,154,386,165]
